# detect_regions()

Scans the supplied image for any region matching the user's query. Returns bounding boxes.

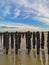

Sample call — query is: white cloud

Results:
[12,9,21,18]
[0,23,42,32]
[14,0,49,25]
[0,0,5,8]
[2,5,11,16]
[0,0,49,25]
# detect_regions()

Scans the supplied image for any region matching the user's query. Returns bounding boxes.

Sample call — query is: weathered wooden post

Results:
[3,33,6,49]
[36,31,40,55]
[32,32,36,49]
[25,31,32,54]
[41,32,44,49]
[11,32,14,49]
[47,32,49,54]
[15,32,21,54]
[3,31,9,54]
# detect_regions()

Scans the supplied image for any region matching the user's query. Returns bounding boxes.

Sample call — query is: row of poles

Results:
[0,31,49,55]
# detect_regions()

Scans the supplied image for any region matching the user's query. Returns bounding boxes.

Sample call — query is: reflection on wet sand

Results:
[48,56,49,65]
[0,50,49,65]
[40,51,45,65]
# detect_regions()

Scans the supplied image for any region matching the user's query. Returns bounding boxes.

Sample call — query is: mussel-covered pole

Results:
[25,31,32,54]
[36,32,40,55]
[33,32,36,49]
[3,33,6,49]
[15,32,21,54]
[47,32,49,54]
[11,33,14,49]
[41,32,44,49]
[3,32,9,54]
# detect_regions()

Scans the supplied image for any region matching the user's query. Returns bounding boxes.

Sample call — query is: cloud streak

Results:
[0,23,42,32]
[0,0,49,25]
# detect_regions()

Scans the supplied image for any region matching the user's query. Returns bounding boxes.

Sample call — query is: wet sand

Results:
[0,50,49,65]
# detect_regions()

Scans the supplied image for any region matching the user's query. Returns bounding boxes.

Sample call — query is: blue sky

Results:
[0,0,49,30]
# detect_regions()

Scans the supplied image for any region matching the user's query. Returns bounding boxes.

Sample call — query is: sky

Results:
[0,0,49,30]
